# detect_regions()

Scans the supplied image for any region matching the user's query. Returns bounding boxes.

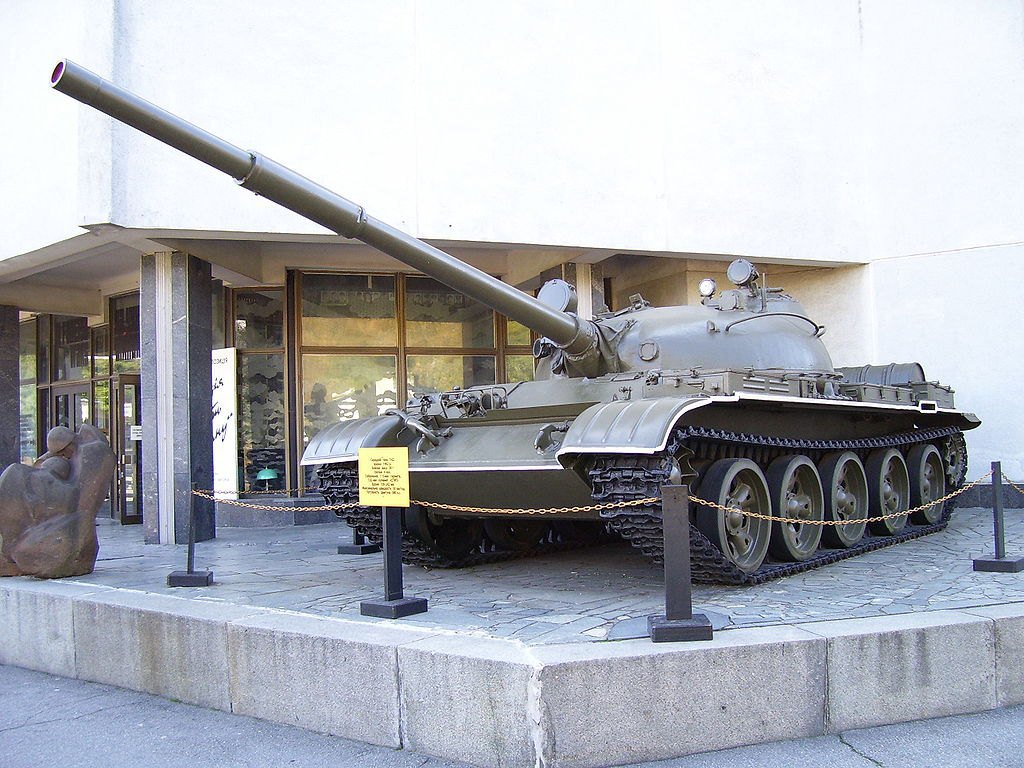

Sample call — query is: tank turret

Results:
[50,60,979,583]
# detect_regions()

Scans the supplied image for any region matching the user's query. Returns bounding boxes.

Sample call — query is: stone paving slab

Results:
[39,505,1024,645]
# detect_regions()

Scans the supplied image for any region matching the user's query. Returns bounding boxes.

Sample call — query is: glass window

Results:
[19,320,37,462]
[212,281,226,349]
[507,319,531,347]
[302,354,397,444]
[505,355,535,383]
[111,294,141,373]
[235,290,284,349]
[36,315,50,383]
[37,389,49,449]
[53,315,90,382]
[407,355,495,400]
[404,276,494,348]
[301,274,397,347]
[91,325,110,378]
[93,380,110,433]
[237,353,286,493]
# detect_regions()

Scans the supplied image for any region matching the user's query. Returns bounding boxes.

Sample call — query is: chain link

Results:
[190,488,361,512]
[1005,477,1024,498]
[190,470,995,522]
[406,497,660,516]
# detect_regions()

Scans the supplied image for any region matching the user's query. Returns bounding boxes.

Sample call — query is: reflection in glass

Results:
[407,355,495,400]
[19,321,37,462]
[37,390,49,454]
[301,355,397,445]
[235,290,284,349]
[37,315,50,383]
[405,276,494,348]
[212,281,226,349]
[507,319,531,347]
[238,353,286,492]
[92,325,110,378]
[121,382,138,514]
[93,380,110,433]
[53,316,90,381]
[111,294,141,373]
[301,274,397,347]
[505,355,536,383]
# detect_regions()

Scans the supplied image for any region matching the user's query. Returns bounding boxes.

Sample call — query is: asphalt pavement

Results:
[3,664,1023,768]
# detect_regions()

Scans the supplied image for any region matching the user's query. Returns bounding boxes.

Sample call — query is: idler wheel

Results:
[695,458,772,574]
[908,443,946,525]
[866,448,910,535]
[819,451,868,548]
[766,455,824,562]
[483,519,549,551]
[405,506,483,560]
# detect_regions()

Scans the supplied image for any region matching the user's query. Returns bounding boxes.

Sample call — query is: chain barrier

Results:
[190,469,995,523]
[1005,477,1024,498]
[688,470,992,526]
[190,488,360,512]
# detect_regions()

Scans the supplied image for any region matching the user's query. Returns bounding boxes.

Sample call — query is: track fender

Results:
[556,397,714,463]
[299,414,404,465]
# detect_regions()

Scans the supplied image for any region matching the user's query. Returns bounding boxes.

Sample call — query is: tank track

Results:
[315,464,605,568]
[317,424,964,581]
[589,424,965,585]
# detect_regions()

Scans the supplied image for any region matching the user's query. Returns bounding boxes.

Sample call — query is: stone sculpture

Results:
[0,424,116,578]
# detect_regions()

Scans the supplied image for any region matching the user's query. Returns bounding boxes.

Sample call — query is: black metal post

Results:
[648,485,713,641]
[973,461,1024,573]
[994,461,1006,560]
[360,507,428,618]
[167,483,214,586]
[338,524,382,555]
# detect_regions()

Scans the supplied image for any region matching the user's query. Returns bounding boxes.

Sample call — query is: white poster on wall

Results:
[212,347,238,500]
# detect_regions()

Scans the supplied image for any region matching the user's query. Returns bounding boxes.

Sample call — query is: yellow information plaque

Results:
[358,447,411,508]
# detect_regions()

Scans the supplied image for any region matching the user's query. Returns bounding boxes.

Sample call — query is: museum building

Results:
[2,2,1022,543]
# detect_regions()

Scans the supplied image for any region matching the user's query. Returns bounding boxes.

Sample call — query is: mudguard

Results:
[556,396,713,461]
[299,414,405,465]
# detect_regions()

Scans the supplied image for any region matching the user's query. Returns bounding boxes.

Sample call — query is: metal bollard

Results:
[167,483,214,586]
[360,507,428,618]
[338,525,382,555]
[648,485,713,641]
[973,462,1024,573]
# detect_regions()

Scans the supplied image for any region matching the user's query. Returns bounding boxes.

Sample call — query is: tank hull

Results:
[310,371,978,582]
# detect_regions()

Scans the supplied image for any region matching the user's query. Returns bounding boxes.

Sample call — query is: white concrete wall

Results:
[4,0,872,261]
[0,0,114,260]
[5,1,1020,261]
[860,0,1024,259]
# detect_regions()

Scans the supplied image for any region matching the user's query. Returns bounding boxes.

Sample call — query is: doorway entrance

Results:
[112,375,142,524]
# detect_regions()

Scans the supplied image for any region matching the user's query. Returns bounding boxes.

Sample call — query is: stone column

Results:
[0,305,19,468]
[140,252,214,544]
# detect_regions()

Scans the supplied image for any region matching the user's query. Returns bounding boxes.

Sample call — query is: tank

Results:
[51,60,981,583]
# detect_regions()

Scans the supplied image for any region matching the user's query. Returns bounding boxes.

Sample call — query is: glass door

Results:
[113,375,142,524]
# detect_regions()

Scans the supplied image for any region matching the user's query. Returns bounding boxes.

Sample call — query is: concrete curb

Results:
[1,578,1021,767]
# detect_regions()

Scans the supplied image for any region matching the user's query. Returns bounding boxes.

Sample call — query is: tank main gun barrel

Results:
[49,60,597,357]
